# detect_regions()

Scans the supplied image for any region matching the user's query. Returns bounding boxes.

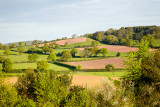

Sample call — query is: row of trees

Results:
[84,26,159,47]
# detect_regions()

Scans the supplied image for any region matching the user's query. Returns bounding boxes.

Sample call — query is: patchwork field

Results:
[37,37,87,47]
[64,58,125,69]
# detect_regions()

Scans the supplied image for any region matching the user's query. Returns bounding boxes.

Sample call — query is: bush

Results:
[116,52,120,57]
[105,64,115,71]
[0,56,6,63]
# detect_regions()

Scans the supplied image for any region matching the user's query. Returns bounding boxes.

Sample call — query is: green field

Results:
[72,71,125,77]
[154,39,160,47]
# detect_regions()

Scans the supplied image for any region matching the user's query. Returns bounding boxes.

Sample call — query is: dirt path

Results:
[5,75,117,88]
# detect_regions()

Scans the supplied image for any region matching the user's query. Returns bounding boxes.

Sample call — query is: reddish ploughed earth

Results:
[37,37,86,47]
[77,45,156,53]
[5,76,117,87]
[64,58,125,69]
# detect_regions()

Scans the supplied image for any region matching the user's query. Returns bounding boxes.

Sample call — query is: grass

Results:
[154,39,160,47]
[73,71,125,77]
[12,63,70,71]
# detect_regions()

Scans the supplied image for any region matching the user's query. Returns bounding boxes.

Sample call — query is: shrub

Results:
[116,52,120,57]
[105,64,115,71]
[2,58,13,72]
[0,56,6,63]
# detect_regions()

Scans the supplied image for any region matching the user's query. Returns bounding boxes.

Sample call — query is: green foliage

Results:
[55,44,60,48]
[19,42,23,47]
[4,49,11,56]
[90,47,99,56]
[11,43,17,48]
[28,53,39,62]
[0,83,19,106]
[0,43,3,49]
[116,52,120,57]
[61,50,72,61]
[17,47,25,55]
[64,42,68,47]
[126,39,133,47]
[47,53,57,62]
[137,40,150,59]
[91,41,99,46]
[96,32,102,41]
[105,64,115,71]
[80,50,92,58]
[2,58,13,72]
[37,60,49,72]
[48,48,54,53]
[42,44,49,54]
[0,56,6,63]
[70,48,78,57]
[76,64,81,70]
[99,48,108,57]
[105,35,118,45]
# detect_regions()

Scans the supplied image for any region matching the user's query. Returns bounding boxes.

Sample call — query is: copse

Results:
[91,41,99,46]
[70,48,78,57]
[61,50,72,61]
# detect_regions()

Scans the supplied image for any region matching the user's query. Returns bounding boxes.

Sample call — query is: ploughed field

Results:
[64,58,125,69]
[77,45,156,53]
[37,37,87,47]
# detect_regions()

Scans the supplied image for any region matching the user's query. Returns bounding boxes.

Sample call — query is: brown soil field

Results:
[77,45,156,53]
[64,58,125,69]
[36,37,86,47]
[4,76,117,88]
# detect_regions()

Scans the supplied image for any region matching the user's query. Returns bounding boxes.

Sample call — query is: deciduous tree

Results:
[47,53,57,62]
[2,58,13,72]
[61,51,72,61]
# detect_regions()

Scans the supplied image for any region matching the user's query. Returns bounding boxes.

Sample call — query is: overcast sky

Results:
[0,0,160,43]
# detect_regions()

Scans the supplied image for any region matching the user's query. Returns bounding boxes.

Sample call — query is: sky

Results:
[0,0,160,43]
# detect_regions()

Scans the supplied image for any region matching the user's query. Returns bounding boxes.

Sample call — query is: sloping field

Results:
[37,37,86,47]
[77,45,156,53]
[77,45,138,53]
[64,58,124,69]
